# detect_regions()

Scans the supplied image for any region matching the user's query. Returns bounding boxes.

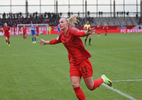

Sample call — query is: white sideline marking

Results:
[112,79,142,82]
[102,83,137,100]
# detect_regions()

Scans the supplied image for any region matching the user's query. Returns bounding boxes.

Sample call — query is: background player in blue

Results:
[30,23,36,43]
[57,24,60,35]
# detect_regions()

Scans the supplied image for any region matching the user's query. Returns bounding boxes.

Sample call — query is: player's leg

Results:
[70,66,86,100]
[32,35,34,43]
[7,37,10,46]
[5,36,8,44]
[84,35,88,46]
[80,59,112,90]
[84,76,104,90]
[25,34,27,40]
[98,30,100,36]
[49,31,51,34]
[71,76,86,100]
[89,35,91,46]
[36,32,39,38]
[34,35,36,43]
[105,31,107,37]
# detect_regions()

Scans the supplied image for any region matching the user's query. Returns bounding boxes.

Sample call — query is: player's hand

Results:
[85,27,95,35]
[39,39,46,45]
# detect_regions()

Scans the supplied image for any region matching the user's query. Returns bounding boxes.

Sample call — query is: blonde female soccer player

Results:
[39,15,112,100]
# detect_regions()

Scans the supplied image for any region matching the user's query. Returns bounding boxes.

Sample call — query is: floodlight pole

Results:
[113,0,115,18]
[56,0,58,14]
[10,0,12,13]
[141,0,142,18]
[123,0,125,17]
[26,0,28,18]
[40,0,41,14]
[85,0,87,18]
[68,0,70,13]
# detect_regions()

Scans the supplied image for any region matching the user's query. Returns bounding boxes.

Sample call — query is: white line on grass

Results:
[112,79,142,82]
[102,83,137,100]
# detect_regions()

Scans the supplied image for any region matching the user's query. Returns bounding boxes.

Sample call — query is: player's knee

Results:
[72,82,80,88]
[86,84,94,91]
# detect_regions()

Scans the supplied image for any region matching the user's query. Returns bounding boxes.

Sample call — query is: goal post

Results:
[17,24,48,35]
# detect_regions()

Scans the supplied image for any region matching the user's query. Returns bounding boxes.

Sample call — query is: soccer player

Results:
[39,15,112,100]
[48,25,52,34]
[36,25,39,38]
[97,24,101,37]
[57,24,60,35]
[84,20,92,46]
[3,23,11,46]
[103,23,108,37]
[23,25,27,40]
[30,23,36,43]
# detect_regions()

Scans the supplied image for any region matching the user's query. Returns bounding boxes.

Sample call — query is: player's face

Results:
[4,23,7,27]
[59,18,69,30]
[31,24,33,26]
[86,21,89,24]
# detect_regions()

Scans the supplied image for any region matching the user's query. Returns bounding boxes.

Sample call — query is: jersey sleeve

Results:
[49,35,61,44]
[71,29,86,37]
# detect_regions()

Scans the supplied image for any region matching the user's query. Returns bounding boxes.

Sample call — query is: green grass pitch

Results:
[0,33,142,100]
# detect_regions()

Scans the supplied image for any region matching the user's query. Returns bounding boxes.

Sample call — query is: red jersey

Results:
[3,26,10,35]
[36,26,39,33]
[23,27,27,33]
[50,27,91,65]
[103,25,108,30]
[97,25,102,30]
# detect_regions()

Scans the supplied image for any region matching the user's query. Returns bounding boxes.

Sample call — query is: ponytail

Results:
[66,15,77,26]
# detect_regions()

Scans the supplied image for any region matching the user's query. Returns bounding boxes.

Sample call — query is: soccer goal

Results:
[17,24,48,35]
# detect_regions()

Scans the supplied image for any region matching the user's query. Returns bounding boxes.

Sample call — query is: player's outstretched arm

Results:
[85,27,94,35]
[39,39,50,45]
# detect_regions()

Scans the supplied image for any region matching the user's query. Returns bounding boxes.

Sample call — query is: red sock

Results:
[105,33,107,36]
[25,36,27,39]
[74,87,86,100]
[91,78,103,90]
[8,41,10,44]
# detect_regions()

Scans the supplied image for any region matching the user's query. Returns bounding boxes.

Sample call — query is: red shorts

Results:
[105,30,107,33]
[70,59,93,79]
[4,34,10,39]
[23,32,26,35]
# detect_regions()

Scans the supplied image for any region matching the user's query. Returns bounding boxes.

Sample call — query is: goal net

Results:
[17,24,48,35]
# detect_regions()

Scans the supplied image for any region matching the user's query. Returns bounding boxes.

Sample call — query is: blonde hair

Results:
[66,15,77,26]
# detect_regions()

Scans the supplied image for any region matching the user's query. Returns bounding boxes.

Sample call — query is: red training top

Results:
[36,26,39,33]
[97,25,102,30]
[103,25,108,30]
[3,26,10,35]
[50,27,91,65]
[23,27,27,33]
